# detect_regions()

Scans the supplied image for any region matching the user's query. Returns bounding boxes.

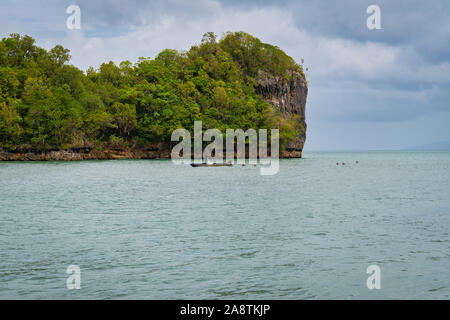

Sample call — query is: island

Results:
[0,32,307,161]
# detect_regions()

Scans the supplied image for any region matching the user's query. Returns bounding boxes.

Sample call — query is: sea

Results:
[0,152,449,299]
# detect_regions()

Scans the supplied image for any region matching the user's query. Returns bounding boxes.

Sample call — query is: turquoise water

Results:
[0,152,449,299]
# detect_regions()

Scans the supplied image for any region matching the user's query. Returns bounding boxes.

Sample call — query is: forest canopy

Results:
[0,32,305,151]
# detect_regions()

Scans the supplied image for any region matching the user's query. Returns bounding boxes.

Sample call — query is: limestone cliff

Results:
[256,70,308,158]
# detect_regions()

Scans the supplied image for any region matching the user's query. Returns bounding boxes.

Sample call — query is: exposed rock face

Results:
[0,148,171,161]
[256,70,308,158]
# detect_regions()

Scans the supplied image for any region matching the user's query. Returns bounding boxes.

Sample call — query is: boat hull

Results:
[190,163,232,167]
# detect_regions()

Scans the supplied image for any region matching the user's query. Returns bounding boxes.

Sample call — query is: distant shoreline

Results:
[303,149,450,153]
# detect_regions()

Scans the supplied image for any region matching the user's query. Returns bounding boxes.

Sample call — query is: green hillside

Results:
[0,32,305,152]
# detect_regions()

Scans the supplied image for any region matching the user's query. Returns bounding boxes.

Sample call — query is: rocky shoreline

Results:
[0,148,301,161]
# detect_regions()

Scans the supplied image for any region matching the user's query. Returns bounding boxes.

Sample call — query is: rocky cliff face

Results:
[256,70,308,158]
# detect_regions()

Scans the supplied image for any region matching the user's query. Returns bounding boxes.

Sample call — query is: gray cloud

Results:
[0,0,449,150]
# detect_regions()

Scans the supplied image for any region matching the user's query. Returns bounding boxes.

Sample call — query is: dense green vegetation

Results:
[0,32,305,152]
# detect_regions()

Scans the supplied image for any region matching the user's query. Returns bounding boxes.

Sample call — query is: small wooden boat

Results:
[190,162,232,167]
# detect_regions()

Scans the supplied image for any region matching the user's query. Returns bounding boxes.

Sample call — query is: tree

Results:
[0,101,22,148]
[49,45,71,67]
[110,102,137,137]
[213,87,229,110]
[0,32,305,152]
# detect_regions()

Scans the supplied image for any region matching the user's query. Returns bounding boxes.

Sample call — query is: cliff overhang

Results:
[256,70,308,158]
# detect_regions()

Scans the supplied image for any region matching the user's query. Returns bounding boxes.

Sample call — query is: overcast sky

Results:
[1,0,449,150]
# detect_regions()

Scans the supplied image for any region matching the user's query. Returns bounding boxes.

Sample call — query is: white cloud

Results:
[59,4,404,85]
[57,2,449,123]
